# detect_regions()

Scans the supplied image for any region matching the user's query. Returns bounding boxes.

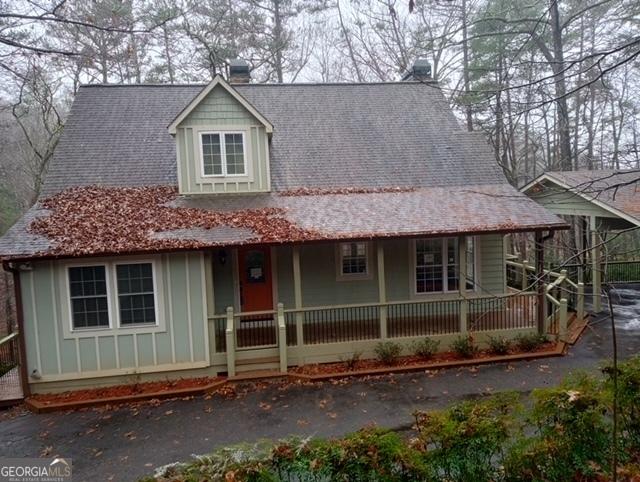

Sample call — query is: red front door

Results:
[237,246,273,312]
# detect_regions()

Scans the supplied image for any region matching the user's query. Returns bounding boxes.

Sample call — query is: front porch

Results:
[208,236,581,375]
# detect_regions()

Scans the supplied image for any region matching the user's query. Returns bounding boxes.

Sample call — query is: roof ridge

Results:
[79,80,440,88]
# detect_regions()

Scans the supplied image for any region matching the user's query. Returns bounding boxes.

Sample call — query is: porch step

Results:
[228,370,288,382]
[236,356,280,366]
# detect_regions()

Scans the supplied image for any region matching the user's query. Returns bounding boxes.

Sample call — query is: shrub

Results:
[341,351,363,371]
[374,341,402,365]
[603,356,640,453]
[514,332,548,352]
[503,373,611,482]
[451,336,478,359]
[487,335,511,355]
[415,392,521,482]
[411,338,440,359]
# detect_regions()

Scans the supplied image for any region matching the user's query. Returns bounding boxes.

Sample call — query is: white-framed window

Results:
[66,259,160,332]
[414,237,476,294]
[68,265,111,330]
[115,262,158,326]
[200,131,247,177]
[336,242,371,280]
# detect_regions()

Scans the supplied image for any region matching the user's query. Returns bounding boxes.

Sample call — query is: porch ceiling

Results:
[0,183,567,261]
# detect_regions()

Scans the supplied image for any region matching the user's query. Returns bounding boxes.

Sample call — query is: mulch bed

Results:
[290,342,559,376]
[28,376,224,410]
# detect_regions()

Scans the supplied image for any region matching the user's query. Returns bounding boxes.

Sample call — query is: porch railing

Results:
[559,260,640,284]
[506,256,585,340]
[0,332,23,403]
[280,292,538,347]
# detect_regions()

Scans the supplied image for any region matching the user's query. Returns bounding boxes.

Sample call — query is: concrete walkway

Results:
[1,288,639,482]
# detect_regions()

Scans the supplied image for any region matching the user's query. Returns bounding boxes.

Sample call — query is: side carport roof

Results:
[522,170,640,228]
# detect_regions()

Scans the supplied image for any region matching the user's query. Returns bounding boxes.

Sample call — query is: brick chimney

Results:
[229,59,251,84]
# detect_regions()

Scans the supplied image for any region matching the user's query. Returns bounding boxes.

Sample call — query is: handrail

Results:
[546,293,561,307]
[232,309,277,317]
[282,291,537,315]
[0,332,18,346]
[506,259,565,280]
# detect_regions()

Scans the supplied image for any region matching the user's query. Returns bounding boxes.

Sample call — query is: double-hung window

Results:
[68,266,110,329]
[415,238,476,294]
[116,263,156,325]
[201,132,246,177]
[68,261,158,331]
[337,242,370,279]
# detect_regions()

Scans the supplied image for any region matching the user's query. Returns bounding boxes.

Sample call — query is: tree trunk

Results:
[461,0,473,131]
[549,0,572,170]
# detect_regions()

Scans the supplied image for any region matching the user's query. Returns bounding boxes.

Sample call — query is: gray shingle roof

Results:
[0,184,567,260]
[41,81,506,196]
[0,80,569,261]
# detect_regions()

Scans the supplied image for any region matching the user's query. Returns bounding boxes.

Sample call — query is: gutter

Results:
[2,261,31,398]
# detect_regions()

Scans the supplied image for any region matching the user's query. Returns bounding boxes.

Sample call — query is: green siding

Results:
[118,335,135,368]
[177,86,270,194]
[300,243,379,306]
[168,255,191,363]
[33,267,58,373]
[478,234,506,294]
[529,181,616,218]
[20,252,209,383]
[97,337,117,370]
[212,248,235,313]
[276,246,295,306]
[186,88,257,125]
[384,239,410,301]
[79,338,98,371]
[20,272,39,374]
[137,333,154,366]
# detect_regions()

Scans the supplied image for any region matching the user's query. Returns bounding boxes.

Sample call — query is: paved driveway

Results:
[1,286,640,482]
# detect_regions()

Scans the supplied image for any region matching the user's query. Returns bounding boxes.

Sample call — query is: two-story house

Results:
[0,61,567,394]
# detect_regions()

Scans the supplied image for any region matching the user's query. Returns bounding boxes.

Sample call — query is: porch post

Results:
[292,245,304,352]
[590,215,602,313]
[535,231,545,335]
[577,281,585,321]
[277,303,287,373]
[458,236,468,334]
[559,298,568,341]
[225,306,236,377]
[377,241,387,339]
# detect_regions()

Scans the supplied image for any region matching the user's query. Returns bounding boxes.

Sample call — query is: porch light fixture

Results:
[218,249,227,265]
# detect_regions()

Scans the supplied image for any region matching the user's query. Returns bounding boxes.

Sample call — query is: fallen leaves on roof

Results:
[278,186,416,196]
[29,186,322,257]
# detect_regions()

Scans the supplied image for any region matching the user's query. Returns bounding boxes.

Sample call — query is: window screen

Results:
[68,266,110,329]
[116,263,156,325]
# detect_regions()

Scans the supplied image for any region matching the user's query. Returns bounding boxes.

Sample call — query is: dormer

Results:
[168,69,273,195]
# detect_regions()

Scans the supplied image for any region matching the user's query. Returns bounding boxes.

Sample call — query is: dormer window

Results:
[200,132,246,177]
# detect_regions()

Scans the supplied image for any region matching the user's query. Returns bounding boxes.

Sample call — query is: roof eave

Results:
[522,172,640,227]
[1,222,569,265]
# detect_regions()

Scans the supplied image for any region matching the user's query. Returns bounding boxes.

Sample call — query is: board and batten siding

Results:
[528,181,615,218]
[20,252,209,385]
[210,236,508,314]
[176,86,270,194]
